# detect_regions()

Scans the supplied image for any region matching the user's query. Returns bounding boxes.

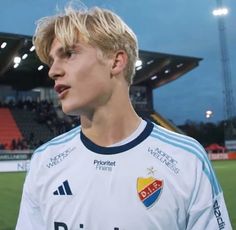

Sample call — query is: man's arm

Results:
[186,160,232,230]
[15,165,45,229]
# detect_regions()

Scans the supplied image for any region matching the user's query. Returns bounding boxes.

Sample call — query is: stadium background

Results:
[0,32,235,229]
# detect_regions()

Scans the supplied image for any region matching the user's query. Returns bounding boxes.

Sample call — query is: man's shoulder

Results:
[33,125,81,155]
[150,122,207,159]
[151,122,196,143]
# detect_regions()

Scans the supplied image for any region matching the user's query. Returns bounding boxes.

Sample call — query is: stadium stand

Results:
[11,108,52,149]
[0,100,81,149]
[150,111,185,134]
[0,107,22,149]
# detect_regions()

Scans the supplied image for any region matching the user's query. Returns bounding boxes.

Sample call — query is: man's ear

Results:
[111,50,128,76]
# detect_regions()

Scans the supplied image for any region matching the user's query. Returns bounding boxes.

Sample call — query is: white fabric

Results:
[16,121,232,230]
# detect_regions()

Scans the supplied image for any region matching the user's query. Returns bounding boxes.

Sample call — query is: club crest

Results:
[137,176,163,208]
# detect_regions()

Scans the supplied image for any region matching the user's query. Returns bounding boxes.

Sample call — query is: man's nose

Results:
[48,60,64,80]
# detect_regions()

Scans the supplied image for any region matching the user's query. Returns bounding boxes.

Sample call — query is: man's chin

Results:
[63,110,79,117]
[62,106,79,116]
[62,104,92,117]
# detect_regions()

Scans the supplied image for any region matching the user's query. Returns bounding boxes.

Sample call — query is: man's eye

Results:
[62,50,76,59]
[65,50,74,57]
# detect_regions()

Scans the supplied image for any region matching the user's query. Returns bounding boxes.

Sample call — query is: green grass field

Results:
[0,160,235,229]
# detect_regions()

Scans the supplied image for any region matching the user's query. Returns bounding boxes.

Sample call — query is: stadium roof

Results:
[0,32,202,91]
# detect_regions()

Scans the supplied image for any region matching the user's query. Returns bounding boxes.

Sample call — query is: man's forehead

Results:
[49,38,63,57]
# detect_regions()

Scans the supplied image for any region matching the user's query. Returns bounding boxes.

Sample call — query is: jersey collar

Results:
[80,120,154,154]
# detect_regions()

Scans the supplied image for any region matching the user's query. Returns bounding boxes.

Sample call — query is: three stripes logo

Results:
[53,180,73,195]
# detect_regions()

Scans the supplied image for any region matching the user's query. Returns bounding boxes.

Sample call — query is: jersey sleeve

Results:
[186,158,232,230]
[15,155,46,229]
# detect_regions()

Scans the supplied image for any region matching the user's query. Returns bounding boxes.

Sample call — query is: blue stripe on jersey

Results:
[151,124,221,197]
[34,126,81,153]
[153,126,221,195]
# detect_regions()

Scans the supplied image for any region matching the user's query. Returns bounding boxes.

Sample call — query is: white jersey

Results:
[16,120,232,230]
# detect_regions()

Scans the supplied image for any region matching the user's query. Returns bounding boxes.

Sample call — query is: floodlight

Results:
[38,65,44,71]
[151,75,157,80]
[205,110,213,118]
[22,54,28,60]
[1,42,7,49]
[212,7,228,16]
[30,46,35,52]
[135,59,142,67]
[14,63,19,68]
[14,56,21,64]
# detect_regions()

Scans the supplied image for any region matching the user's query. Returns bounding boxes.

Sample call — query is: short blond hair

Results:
[33,6,138,84]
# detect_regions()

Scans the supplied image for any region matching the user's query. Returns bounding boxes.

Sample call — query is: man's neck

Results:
[80,102,141,147]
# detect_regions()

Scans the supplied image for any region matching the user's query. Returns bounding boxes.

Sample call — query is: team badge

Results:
[137,175,163,208]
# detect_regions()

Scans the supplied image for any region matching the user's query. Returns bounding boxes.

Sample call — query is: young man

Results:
[16,6,232,230]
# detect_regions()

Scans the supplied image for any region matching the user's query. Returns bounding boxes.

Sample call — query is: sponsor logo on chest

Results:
[93,159,116,172]
[46,146,76,168]
[54,222,120,229]
[148,147,180,174]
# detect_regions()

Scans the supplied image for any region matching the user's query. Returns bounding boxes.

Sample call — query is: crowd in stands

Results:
[0,99,80,151]
[0,142,5,150]
[0,139,28,150]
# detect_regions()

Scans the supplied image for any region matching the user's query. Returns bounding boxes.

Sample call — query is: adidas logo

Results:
[53,180,73,195]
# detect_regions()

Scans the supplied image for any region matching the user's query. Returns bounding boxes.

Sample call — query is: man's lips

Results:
[54,84,71,97]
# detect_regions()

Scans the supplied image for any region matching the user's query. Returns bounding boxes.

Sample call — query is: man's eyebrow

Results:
[48,47,66,65]
[49,47,65,60]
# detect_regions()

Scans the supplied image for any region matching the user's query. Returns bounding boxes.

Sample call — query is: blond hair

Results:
[33,6,138,84]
